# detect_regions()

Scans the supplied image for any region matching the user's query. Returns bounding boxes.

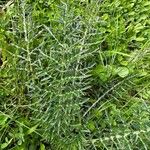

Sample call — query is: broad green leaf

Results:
[17,139,22,146]
[93,65,113,82]
[120,61,128,66]
[117,67,129,78]
[135,37,145,41]
[40,143,45,150]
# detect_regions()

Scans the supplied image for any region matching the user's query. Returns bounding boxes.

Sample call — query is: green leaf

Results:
[1,143,9,149]
[138,70,148,76]
[87,121,95,131]
[17,139,22,146]
[144,2,150,6]
[102,14,109,20]
[108,51,130,57]
[40,143,45,150]
[117,67,129,78]
[93,65,113,82]
[0,115,8,126]
[135,37,145,41]
[27,124,38,135]
[1,139,12,149]
[120,61,128,66]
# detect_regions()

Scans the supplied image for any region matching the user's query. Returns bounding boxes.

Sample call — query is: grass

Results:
[0,0,150,149]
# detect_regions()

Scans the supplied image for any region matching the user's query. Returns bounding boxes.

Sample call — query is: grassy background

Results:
[0,0,150,149]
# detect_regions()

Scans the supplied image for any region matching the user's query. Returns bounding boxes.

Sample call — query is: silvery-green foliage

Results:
[7,0,99,148]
